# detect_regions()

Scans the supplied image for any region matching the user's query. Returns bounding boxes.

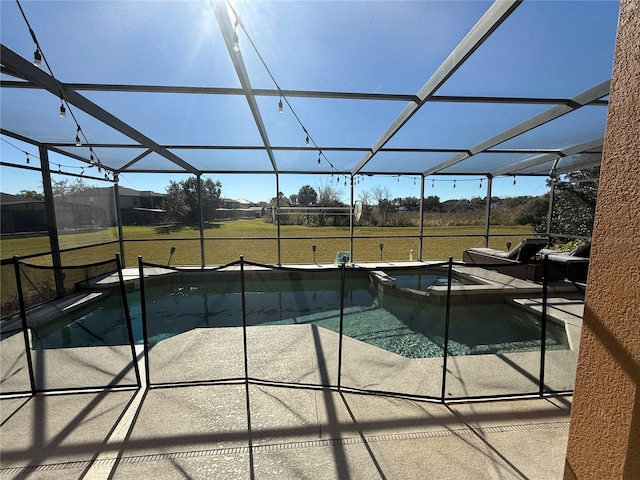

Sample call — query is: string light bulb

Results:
[75,126,82,146]
[59,101,66,118]
[33,48,42,67]
[480,178,483,189]
[513,175,517,186]
[317,151,321,167]
[432,179,435,188]
[453,180,456,189]
[232,18,241,52]
[232,29,240,52]
[278,97,283,114]
[305,134,309,147]
[26,153,30,164]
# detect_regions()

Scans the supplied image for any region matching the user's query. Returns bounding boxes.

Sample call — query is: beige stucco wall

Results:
[564,0,640,478]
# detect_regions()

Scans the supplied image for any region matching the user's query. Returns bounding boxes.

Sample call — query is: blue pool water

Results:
[390,269,484,290]
[33,271,568,358]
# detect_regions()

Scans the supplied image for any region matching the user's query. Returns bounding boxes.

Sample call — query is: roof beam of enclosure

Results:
[554,156,603,176]
[351,0,522,176]
[118,149,153,172]
[490,137,604,176]
[0,79,610,107]
[423,80,611,176]
[24,141,569,156]
[213,2,278,174]
[0,44,200,175]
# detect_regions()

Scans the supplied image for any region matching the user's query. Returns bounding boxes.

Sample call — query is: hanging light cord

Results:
[223,1,340,176]
[15,0,109,178]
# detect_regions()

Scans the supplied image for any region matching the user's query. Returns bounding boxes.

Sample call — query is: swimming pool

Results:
[388,268,486,290]
[32,269,568,358]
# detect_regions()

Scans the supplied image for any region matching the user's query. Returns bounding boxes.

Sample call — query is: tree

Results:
[162,177,222,223]
[19,190,44,200]
[398,196,419,211]
[423,195,441,212]
[514,195,549,228]
[162,181,190,222]
[297,185,318,206]
[371,185,391,205]
[316,181,345,226]
[51,178,89,200]
[542,167,599,239]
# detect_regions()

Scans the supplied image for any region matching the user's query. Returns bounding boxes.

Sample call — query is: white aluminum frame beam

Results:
[0,44,199,175]
[351,0,522,176]
[214,2,278,173]
[423,80,610,176]
[490,137,604,176]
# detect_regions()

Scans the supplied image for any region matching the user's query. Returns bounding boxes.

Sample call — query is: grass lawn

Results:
[1,220,534,310]
[2,219,533,265]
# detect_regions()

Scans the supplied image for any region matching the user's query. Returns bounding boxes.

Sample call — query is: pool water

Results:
[33,272,568,358]
[390,268,484,290]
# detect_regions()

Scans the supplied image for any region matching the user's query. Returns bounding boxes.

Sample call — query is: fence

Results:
[1,254,583,401]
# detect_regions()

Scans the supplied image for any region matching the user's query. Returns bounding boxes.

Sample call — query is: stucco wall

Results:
[564,0,640,478]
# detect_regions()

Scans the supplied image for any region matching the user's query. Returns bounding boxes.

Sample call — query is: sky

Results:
[0,0,619,204]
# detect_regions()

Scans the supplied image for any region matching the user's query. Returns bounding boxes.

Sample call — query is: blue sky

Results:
[0,1,619,203]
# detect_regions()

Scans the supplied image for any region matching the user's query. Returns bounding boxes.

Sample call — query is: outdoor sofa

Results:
[462,237,549,281]
[534,241,591,282]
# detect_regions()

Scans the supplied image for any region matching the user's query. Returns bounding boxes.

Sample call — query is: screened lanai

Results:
[0,3,626,476]
[1,0,616,270]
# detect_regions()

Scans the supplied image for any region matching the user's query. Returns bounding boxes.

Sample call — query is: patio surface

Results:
[1,317,577,479]
[1,381,571,480]
[1,264,582,479]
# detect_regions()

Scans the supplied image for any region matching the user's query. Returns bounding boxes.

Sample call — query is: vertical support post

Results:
[539,254,549,396]
[349,176,354,263]
[240,256,249,382]
[13,257,36,394]
[484,175,493,248]
[275,174,281,266]
[39,145,65,298]
[114,180,126,268]
[546,176,557,245]
[137,256,151,388]
[441,256,453,402]
[117,253,141,388]
[239,255,254,473]
[197,174,205,268]
[337,262,346,389]
[419,175,425,261]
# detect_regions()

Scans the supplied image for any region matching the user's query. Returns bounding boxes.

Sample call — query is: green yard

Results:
[1,219,533,266]
[1,220,534,312]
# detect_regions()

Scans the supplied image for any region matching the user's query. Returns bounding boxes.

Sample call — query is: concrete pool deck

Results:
[1,263,583,478]
[1,330,574,479]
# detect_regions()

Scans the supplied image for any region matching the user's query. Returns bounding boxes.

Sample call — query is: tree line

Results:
[18,168,598,238]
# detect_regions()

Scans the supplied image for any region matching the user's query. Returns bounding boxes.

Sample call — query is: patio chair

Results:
[462,238,549,281]
[535,240,591,260]
[535,241,591,281]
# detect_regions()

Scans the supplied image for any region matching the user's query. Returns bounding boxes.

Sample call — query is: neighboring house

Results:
[1,193,47,234]
[216,198,262,220]
[0,193,108,234]
[67,187,165,226]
